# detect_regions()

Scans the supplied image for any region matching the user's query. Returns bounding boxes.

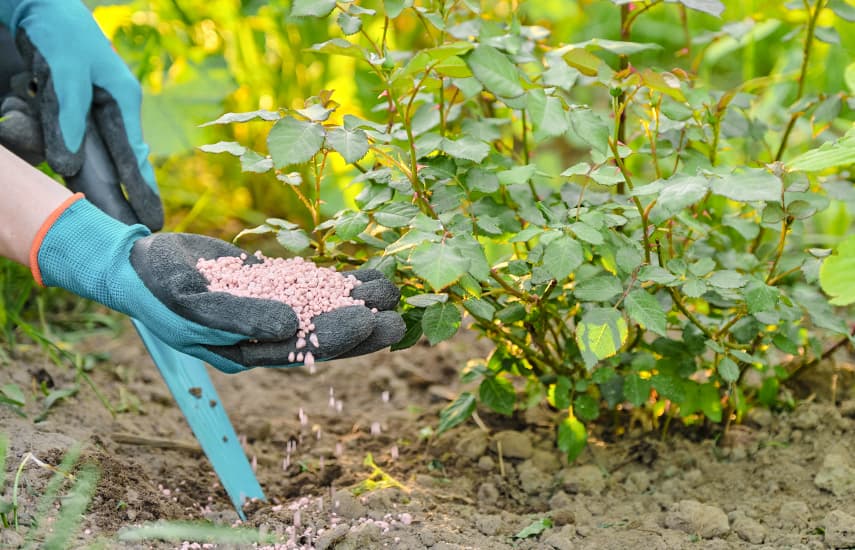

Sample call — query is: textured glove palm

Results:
[34,196,405,373]
[0,0,163,230]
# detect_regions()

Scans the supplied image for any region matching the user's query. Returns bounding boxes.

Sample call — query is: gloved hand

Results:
[0,0,163,231]
[32,195,405,373]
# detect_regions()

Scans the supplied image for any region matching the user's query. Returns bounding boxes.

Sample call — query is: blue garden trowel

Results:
[68,118,265,519]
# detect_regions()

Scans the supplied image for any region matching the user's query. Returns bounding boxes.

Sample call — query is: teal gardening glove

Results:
[0,0,163,230]
[30,195,405,373]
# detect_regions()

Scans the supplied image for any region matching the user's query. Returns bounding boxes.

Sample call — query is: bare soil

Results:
[3,319,855,549]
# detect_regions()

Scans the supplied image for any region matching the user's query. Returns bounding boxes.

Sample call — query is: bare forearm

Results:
[0,145,72,265]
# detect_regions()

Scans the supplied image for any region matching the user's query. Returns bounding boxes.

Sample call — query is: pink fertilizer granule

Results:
[196,253,365,366]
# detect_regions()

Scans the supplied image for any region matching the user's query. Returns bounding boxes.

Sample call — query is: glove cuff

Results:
[29,192,84,285]
[31,194,151,308]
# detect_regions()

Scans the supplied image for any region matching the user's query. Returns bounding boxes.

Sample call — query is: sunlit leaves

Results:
[576,308,628,368]
[787,128,855,172]
[267,117,325,167]
[198,141,246,156]
[821,235,855,305]
[437,392,476,435]
[557,414,587,462]
[201,110,279,127]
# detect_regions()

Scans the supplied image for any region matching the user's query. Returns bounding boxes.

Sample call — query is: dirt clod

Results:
[732,514,766,544]
[664,499,729,539]
[824,510,855,548]
[489,430,533,459]
[815,453,855,496]
[561,464,606,495]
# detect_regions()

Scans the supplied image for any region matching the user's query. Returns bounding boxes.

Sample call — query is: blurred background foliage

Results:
[81,0,854,243]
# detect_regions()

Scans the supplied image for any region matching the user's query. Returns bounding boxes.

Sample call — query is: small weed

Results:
[351,453,409,496]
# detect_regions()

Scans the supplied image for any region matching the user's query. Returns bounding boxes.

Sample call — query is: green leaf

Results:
[718,357,739,383]
[548,376,572,410]
[421,302,462,345]
[198,141,246,156]
[830,0,855,21]
[515,518,553,539]
[325,127,370,163]
[465,168,500,193]
[405,293,448,307]
[498,164,537,185]
[392,308,424,351]
[374,202,419,228]
[291,0,336,17]
[441,136,491,162]
[543,236,584,281]
[465,44,525,98]
[437,392,476,435]
[336,12,362,35]
[569,222,604,245]
[384,0,413,17]
[787,128,855,172]
[557,415,587,462]
[410,242,470,290]
[624,374,651,406]
[574,394,600,421]
[307,39,368,60]
[201,110,279,126]
[846,62,855,93]
[570,38,662,55]
[624,290,667,336]
[711,170,782,202]
[1,383,25,406]
[638,265,678,284]
[707,270,748,289]
[335,211,370,240]
[649,176,709,223]
[821,235,855,305]
[276,229,310,253]
[574,275,623,302]
[267,117,325,167]
[576,308,628,368]
[462,298,495,321]
[678,0,724,16]
[479,376,516,416]
[682,277,708,298]
[744,279,778,314]
[698,382,723,422]
[527,89,569,141]
[240,150,274,173]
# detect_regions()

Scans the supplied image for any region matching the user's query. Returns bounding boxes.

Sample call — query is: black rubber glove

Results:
[130,233,405,368]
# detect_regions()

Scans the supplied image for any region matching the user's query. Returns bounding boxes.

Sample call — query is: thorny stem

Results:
[679,5,691,58]
[775,0,825,161]
[765,218,791,284]
[490,268,535,303]
[621,0,664,34]
[609,136,652,262]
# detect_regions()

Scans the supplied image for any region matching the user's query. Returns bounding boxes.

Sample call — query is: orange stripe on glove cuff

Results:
[29,192,85,286]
